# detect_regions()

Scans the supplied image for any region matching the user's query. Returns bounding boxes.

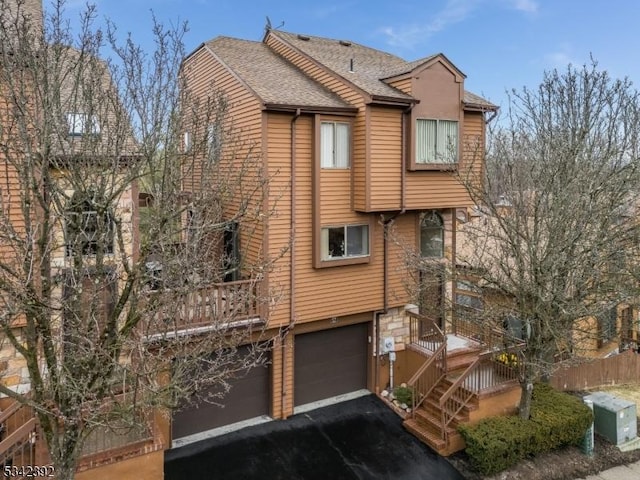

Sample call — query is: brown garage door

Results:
[172,347,270,440]
[294,322,368,407]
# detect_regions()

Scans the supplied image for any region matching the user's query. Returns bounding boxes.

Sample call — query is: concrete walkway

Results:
[576,460,640,480]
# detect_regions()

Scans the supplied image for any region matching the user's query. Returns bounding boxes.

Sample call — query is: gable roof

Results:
[197,30,496,112]
[268,30,414,102]
[204,36,355,112]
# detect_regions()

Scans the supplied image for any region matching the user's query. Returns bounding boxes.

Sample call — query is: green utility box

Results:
[584,392,637,445]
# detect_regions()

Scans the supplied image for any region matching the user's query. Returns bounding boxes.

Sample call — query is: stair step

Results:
[415,407,464,431]
[404,418,446,450]
[419,401,469,425]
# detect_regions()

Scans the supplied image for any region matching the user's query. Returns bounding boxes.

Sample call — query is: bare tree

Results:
[457,61,640,419]
[0,1,275,478]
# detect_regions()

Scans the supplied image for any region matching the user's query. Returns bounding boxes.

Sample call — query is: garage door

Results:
[294,322,368,407]
[172,347,270,440]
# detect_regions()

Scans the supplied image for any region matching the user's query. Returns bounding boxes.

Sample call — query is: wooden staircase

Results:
[403,345,481,456]
[401,312,522,456]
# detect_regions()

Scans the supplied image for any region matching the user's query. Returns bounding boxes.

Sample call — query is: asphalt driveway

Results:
[165,394,465,480]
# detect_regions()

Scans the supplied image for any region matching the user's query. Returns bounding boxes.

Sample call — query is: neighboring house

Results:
[455,207,640,360]
[0,0,149,471]
[177,27,511,455]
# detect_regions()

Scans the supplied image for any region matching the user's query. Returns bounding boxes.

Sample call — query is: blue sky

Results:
[58,0,638,109]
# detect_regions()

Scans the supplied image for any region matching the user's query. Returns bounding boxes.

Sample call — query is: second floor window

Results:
[416,119,458,164]
[67,113,100,136]
[321,121,350,168]
[321,224,368,260]
[66,194,114,256]
[420,211,444,258]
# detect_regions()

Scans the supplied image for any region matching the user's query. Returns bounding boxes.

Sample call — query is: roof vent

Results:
[339,40,352,47]
[297,34,310,41]
[349,58,354,73]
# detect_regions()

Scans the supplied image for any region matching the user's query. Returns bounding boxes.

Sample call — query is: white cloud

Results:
[543,44,577,69]
[507,0,538,13]
[380,0,538,50]
[380,0,479,49]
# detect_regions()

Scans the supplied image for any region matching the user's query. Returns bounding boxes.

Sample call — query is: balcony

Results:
[141,279,263,338]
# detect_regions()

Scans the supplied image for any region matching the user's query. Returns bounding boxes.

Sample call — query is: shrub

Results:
[393,385,414,405]
[458,383,593,475]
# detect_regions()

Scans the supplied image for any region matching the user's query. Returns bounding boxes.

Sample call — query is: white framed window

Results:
[183,132,192,152]
[67,113,100,136]
[416,119,458,164]
[321,224,368,260]
[320,121,350,168]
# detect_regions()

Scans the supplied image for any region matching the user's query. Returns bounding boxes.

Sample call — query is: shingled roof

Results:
[204,37,354,111]
[200,31,496,112]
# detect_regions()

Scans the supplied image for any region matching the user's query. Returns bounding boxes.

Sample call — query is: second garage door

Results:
[172,347,270,441]
[294,322,368,407]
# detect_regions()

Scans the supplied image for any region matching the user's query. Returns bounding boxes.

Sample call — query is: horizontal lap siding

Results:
[264,34,368,212]
[183,49,265,271]
[368,107,402,211]
[267,113,384,325]
[387,213,415,307]
[404,111,484,209]
[265,113,296,327]
[387,77,412,95]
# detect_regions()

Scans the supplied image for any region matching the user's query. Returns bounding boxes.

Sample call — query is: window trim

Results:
[419,210,444,258]
[65,194,115,257]
[318,119,352,170]
[409,117,461,171]
[315,221,372,268]
[67,113,100,136]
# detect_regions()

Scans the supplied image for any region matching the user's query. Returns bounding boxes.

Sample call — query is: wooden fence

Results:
[551,349,640,391]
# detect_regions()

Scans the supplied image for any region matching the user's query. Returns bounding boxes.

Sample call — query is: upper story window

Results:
[67,113,100,136]
[420,211,444,258]
[320,121,350,168]
[416,119,458,164]
[66,193,114,256]
[321,224,368,261]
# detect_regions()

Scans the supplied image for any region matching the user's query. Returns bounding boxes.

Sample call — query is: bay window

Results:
[416,119,458,164]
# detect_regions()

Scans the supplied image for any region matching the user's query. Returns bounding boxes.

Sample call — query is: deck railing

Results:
[452,314,525,353]
[439,348,522,442]
[408,341,447,415]
[0,402,48,476]
[409,311,446,352]
[144,279,261,334]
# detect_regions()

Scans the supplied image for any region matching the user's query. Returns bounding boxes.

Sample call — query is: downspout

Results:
[400,103,416,214]
[376,103,413,393]
[377,211,402,394]
[282,108,301,418]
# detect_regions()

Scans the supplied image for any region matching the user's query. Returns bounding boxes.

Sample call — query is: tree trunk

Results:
[519,380,534,420]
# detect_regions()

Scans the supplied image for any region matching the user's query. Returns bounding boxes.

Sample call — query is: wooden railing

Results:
[0,402,48,476]
[145,279,261,334]
[438,348,522,442]
[453,314,525,353]
[409,311,446,352]
[408,341,447,414]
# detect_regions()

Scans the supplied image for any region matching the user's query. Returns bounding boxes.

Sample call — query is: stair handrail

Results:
[407,341,447,414]
[438,356,481,441]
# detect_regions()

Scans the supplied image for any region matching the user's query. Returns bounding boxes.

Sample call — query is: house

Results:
[0,0,161,473]
[176,27,524,456]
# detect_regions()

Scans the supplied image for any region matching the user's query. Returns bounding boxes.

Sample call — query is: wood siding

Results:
[367,106,403,210]
[386,77,412,96]
[266,112,415,328]
[263,33,368,212]
[182,47,265,273]
[404,111,483,209]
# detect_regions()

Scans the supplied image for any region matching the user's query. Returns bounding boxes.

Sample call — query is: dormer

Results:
[383,54,466,171]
